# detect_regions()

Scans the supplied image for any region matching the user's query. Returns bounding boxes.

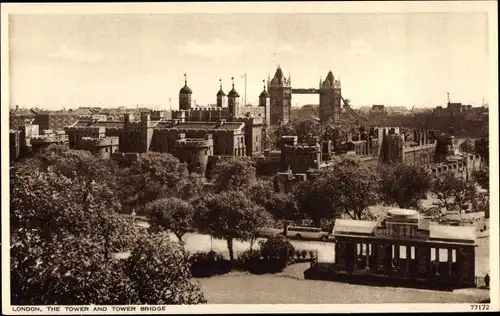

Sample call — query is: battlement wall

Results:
[79,136,119,147]
[176,139,213,148]
[125,121,148,129]
[403,142,436,153]
[282,144,321,153]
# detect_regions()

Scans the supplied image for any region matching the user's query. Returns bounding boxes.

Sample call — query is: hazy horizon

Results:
[9,13,490,110]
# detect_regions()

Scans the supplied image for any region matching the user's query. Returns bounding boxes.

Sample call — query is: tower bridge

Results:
[291,88,320,94]
[177,66,362,126]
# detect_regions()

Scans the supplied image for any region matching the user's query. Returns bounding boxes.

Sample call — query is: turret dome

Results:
[179,73,192,94]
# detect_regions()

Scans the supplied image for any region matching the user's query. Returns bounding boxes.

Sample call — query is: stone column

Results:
[447,248,453,279]
[334,242,340,264]
[394,244,400,274]
[384,244,393,275]
[365,244,370,270]
[370,242,378,273]
[416,245,431,278]
[434,247,439,275]
[406,245,411,276]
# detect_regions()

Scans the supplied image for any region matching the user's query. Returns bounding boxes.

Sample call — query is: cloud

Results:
[177,39,244,58]
[278,44,296,52]
[48,42,103,64]
[348,40,374,57]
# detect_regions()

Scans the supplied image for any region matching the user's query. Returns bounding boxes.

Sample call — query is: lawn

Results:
[197,264,490,304]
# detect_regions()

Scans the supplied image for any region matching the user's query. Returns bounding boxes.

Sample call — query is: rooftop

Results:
[333,210,476,244]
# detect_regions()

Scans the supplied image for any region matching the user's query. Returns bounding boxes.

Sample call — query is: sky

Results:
[9,13,490,110]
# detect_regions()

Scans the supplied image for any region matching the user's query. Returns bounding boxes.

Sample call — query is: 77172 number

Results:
[470,304,489,311]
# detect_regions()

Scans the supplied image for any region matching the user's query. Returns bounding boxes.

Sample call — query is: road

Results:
[134,221,488,276]
[169,232,336,262]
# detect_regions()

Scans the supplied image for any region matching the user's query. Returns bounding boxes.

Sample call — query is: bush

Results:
[300,249,308,259]
[257,236,295,273]
[189,251,231,278]
[259,235,295,261]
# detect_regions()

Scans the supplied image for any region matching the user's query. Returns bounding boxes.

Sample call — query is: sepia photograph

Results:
[1,1,498,314]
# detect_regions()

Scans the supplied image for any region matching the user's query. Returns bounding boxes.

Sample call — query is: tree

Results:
[146,197,195,244]
[472,167,489,191]
[10,163,206,305]
[121,152,192,211]
[296,159,380,222]
[193,191,272,261]
[431,171,477,214]
[459,138,475,154]
[126,233,206,304]
[266,193,300,221]
[292,178,337,226]
[378,164,432,208]
[474,137,489,163]
[10,166,137,304]
[328,160,380,220]
[210,157,257,193]
[34,144,120,185]
[246,179,275,207]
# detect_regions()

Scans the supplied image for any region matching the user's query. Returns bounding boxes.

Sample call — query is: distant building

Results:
[370,104,387,115]
[9,130,21,163]
[30,129,69,154]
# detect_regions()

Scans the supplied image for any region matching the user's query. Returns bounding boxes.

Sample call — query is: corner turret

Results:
[216,78,227,108]
[179,73,192,111]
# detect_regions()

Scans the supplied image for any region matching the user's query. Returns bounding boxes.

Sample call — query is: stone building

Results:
[319,70,342,123]
[305,208,477,289]
[271,125,481,193]
[77,136,119,159]
[9,130,21,163]
[30,130,69,154]
[175,133,214,175]
[268,66,292,125]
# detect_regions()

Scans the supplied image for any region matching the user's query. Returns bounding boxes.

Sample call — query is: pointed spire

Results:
[231,76,235,88]
[184,73,187,85]
[263,79,266,91]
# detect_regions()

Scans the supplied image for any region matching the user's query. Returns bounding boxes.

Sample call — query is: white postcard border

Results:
[1,1,498,314]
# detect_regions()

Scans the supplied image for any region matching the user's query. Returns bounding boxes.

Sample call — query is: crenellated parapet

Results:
[79,136,119,147]
[176,136,213,149]
[282,144,321,154]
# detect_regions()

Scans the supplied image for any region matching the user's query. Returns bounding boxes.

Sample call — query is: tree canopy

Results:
[120,152,200,211]
[210,157,257,193]
[10,146,206,305]
[431,171,478,213]
[146,197,195,243]
[293,159,379,223]
[193,191,272,261]
[378,164,432,209]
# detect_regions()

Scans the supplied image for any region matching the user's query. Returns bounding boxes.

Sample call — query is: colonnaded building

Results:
[305,208,477,290]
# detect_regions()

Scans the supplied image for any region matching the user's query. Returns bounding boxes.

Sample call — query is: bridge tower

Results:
[268,66,292,125]
[319,70,342,123]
